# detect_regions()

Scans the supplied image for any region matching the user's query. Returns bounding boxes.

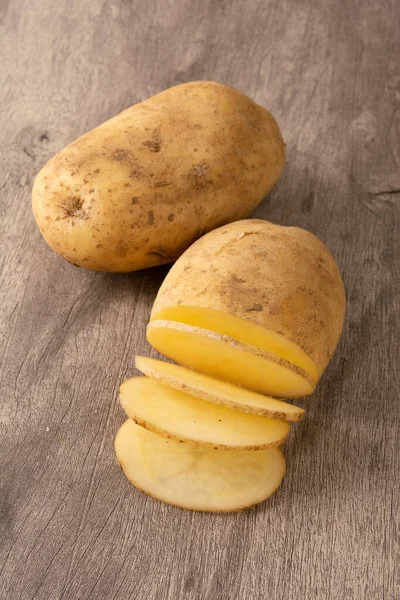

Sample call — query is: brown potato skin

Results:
[32,82,285,272]
[151,220,346,376]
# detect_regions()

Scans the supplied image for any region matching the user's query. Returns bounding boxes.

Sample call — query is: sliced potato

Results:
[147,320,315,399]
[120,377,290,449]
[115,420,286,512]
[135,356,305,421]
[150,219,346,376]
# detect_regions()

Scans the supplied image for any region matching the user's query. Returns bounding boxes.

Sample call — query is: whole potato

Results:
[32,82,285,272]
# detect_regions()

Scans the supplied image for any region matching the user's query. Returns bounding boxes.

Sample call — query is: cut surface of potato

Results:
[120,377,290,449]
[152,305,319,381]
[135,356,305,421]
[115,420,286,512]
[147,320,315,399]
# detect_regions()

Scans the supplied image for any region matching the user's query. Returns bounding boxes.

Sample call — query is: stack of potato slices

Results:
[116,220,346,512]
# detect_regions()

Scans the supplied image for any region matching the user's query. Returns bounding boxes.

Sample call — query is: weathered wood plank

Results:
[0,0,399,598]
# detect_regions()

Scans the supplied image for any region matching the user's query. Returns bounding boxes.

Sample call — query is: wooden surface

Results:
[1,1,399,598]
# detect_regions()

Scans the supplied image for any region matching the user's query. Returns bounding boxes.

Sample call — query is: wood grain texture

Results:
[0,0,399,598]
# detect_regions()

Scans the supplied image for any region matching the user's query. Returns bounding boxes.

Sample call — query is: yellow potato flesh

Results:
[135,356,304,421]
[120,377,290,449]
[147,321,315,399]
[115,420,286,512]
[152,305,319,381]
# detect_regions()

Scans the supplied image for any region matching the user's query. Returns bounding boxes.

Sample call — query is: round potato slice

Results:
[151,305,319,381]
[120,377,290,450]
[115,420,286,512]
[147,320,315,399]
[135,356,304,421]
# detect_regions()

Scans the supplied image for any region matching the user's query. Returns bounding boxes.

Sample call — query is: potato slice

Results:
[120,377,290,449]
[135,356,304,421]
[115,420,286,512]
[147,320,315,398]
[152,305,319,381]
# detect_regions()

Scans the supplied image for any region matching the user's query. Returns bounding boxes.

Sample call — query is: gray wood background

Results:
[1,1,399,598]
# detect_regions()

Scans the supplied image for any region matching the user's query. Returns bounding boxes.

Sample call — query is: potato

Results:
[32,82,285,272]
[147,320,315,398]
[135,356,305,421]
[119,376,290,450]
[115,420,286,512]
[151,219,346,378]
[115,220,345,511]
